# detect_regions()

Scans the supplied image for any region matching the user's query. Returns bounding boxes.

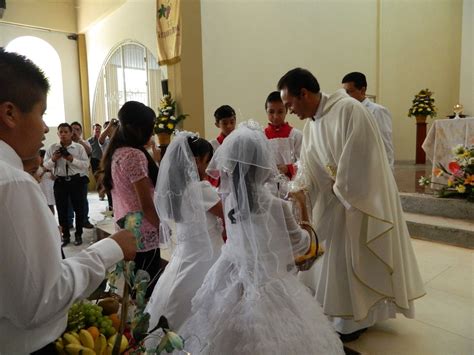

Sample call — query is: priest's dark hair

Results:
[100,101,158,192]
[277,68,320,97]
[264,91,286,110]
[0,47,50,113]
[214,105,236,123]
[341,72,367,90]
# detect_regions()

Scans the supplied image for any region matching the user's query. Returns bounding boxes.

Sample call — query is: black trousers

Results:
[54,175,87,239]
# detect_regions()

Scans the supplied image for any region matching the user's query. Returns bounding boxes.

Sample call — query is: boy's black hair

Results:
[214,105,236,123]
[0,48,50,113]
[57,123,72,132]
[341,72,367,90]
[277,67,320,97]
[70,121,83,131]
[265,91,284,110]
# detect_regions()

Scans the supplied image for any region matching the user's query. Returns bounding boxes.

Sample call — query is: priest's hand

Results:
[110,230,137,261]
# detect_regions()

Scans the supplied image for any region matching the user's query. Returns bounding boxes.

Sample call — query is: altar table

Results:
[422,117,474,185]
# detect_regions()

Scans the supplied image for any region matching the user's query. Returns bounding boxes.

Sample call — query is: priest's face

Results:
[342,82,365,102]
[280,88,312,120]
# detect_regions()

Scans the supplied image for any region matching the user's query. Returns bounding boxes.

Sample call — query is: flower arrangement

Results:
[419,144,474,202]
[408,88,437,118]
[154,94,188,135]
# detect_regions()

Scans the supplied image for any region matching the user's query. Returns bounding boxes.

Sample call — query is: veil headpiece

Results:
[206,121,296,296]
[154,131,211,257]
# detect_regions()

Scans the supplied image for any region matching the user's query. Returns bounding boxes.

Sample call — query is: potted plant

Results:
[408,88,437,123]
[154,94,188,146]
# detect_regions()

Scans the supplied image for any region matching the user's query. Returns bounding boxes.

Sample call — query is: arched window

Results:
[92,41,164,124]
[6,36,65,127]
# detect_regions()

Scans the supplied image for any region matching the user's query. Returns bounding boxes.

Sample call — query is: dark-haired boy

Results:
[0,48,136,354]
[71,120,94,229]
[342,72,394,170]
[264,91,302,180]
[209,105,236,151]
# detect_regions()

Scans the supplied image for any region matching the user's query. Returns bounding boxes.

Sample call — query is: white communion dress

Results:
[145,181,224,348]
[179,123,344,355]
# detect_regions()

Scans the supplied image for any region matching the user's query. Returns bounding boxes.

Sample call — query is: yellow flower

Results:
[167,123,174,130]
[447,178,454,187]
[456,184,466,193]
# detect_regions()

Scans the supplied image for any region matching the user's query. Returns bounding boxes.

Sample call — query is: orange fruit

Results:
[87,326,100,340]
[108,313,121,331]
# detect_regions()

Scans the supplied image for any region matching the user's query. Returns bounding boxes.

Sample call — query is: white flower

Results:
[158,123,164,128]
[170,116,176,121]
[166,106,172,110]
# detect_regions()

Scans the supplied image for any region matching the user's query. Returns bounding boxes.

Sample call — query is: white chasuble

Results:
[297,90,425,332]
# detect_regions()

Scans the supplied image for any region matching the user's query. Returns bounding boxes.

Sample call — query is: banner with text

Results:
[156,0,181,65]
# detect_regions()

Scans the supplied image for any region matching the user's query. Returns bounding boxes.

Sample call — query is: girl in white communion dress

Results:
[179,122,344,355]
[145,133,224,349]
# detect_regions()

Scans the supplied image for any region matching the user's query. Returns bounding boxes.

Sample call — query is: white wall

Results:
[200,0,463,161]
[459,0,473,116]
[201,0,377,141]
[0,23,83,149]
[380,0,462,161]
[0,0,76,33]
[85,0,163,114]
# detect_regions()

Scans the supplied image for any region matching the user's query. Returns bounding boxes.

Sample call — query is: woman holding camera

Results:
[100,101,161,298]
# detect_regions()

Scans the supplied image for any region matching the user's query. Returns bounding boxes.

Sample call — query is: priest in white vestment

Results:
[278,68,425,338]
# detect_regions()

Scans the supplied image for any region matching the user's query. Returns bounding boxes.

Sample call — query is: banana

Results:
[64,343,95,355]
[105,343,113,355]
[63,332,82,345]
[79,329,95,349]
[94,334,107,355]
[70,331,81,341]
[55,338,66,355]
[107,334,128,353]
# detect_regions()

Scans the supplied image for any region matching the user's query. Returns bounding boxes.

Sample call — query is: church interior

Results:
[0,0,472,354]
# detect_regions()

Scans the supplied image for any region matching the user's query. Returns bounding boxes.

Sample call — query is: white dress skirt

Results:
[178,198,344,355]
[145,181,223,348]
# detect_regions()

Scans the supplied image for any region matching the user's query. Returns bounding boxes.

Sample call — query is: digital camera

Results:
[57,146,71,157]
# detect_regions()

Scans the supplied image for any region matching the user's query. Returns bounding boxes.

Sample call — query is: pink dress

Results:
[111,147,159,252]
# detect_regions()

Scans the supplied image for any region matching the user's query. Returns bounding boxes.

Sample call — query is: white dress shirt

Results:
[0,140,123,354]
[362,98,394,170]
[43,141,90,177]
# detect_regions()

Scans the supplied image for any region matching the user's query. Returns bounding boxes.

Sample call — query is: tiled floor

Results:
[63,164,473,354]
[348,239,473,355]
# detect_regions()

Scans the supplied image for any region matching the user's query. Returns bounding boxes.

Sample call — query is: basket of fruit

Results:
[55,299,129,354]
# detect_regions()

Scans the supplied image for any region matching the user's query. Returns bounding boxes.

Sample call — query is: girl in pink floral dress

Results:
[101,101,161,297]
